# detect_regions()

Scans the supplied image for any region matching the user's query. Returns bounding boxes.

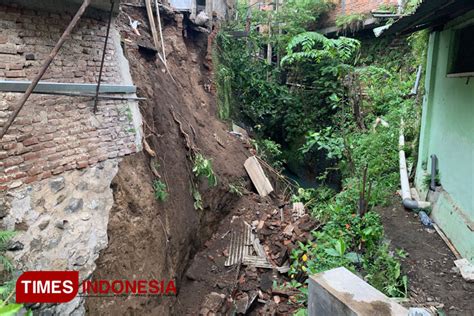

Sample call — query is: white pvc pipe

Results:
[399,120,431,209]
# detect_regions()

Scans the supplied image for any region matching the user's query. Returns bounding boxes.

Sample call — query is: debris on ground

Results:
[176,192,320,315]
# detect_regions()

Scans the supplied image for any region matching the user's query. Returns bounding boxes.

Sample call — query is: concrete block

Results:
[308,267,408,316]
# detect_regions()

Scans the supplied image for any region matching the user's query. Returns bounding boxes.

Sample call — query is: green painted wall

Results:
[415,14,474,262]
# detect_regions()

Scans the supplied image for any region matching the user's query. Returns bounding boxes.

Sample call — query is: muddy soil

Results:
[378,198,474,315]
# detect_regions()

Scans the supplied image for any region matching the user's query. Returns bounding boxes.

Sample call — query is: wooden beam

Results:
[144,0,160,51]
[0,0,91,140]
[0,81,136,94]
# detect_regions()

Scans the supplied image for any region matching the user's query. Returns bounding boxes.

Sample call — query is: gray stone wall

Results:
[1,159,118,314]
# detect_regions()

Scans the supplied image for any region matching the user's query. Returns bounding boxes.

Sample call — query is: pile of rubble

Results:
[194,195,319,315]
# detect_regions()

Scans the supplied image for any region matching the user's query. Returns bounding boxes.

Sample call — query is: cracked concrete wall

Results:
[0,159,118,314]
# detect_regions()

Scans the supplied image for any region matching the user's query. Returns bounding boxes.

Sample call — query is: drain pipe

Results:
[430,154,438,191]
[399,121,431,209]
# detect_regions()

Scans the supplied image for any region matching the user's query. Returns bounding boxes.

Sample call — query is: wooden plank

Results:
[144,0,160,52]
[244,156,273,197]
[0,80,136,94]
[433,223,461,259]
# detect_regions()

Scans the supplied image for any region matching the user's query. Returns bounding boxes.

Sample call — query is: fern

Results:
[0,231,14,248]
[0,231,15,273]
[281,32,360,65]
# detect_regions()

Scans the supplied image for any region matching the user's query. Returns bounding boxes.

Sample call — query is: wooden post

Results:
[145,0,160,51]
[0,0,91,140]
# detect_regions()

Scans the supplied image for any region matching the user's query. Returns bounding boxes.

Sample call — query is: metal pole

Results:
[0,0,91,140]
[93,0,115,113]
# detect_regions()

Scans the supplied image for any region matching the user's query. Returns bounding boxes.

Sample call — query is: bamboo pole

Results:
[154,0,167,65]
[0,0,91,140]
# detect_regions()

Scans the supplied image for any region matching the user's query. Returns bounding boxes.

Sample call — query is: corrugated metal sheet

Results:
[381,0,474,36]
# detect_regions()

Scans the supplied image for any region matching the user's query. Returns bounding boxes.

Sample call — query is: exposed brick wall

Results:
[0,4,140,190]
[324,0,400,25]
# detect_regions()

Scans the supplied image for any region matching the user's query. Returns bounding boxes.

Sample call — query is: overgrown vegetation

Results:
[153,179,168,201]
[335,13,367,34]
[214,0,426,309]
[0,231,29,315]
[193,153,218,187]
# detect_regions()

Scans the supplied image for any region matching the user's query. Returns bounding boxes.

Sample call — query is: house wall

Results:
[415,13,474,262]
[0,3,142,191]
[323,0,399,24]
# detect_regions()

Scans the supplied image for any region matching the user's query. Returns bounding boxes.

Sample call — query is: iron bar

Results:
[0,0,91,140]
[7,91,145,101]
[93,0,115,113]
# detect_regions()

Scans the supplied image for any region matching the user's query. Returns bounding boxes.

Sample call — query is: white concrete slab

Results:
[308,267,408,316]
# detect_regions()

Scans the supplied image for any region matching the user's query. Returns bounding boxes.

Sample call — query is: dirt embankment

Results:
[86,5,252,315]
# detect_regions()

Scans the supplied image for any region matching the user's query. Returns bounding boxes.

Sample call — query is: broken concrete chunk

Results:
[199,292,225,315]
[454,258,474,282]
[292,202,305,220]
[232,123,249,138]
[235,292,249,314]
[408,307,433,316]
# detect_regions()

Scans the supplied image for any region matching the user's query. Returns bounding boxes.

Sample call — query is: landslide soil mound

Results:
[86,5,252,315]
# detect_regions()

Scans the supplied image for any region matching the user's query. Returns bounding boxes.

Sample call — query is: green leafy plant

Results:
[0,231,15,273]
[252,139,286,171]
[281,32,360,65]
[193,154,217,187]
[335,13,367,34]
[423,172,441,189]
[228,183,244,196]
[153,179,168,201]
[0,232,30,315]
[193,188,203,210]
[300,127,344,159]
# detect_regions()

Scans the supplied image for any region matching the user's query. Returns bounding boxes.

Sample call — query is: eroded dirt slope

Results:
[86,4,251,315]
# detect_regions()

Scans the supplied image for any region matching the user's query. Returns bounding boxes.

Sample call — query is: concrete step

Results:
[308,267,408,316]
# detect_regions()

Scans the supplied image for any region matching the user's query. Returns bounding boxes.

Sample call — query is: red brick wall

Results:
[0,4,139,190]
[324,0,400,25]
